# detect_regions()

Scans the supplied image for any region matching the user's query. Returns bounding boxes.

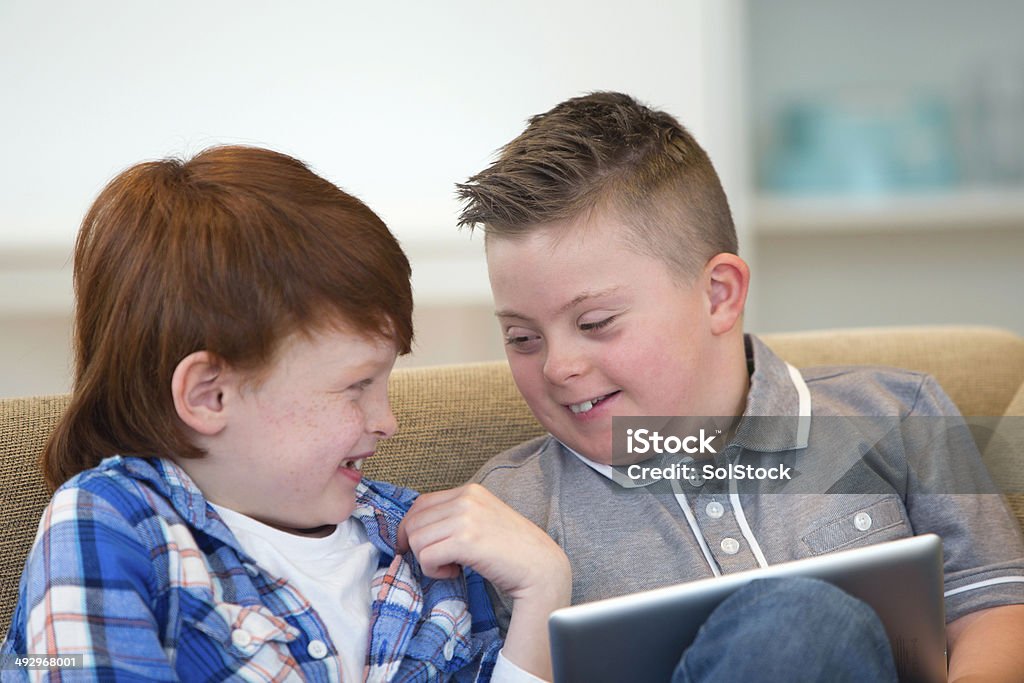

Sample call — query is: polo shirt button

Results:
[307,639,328,659]
[706,501,725,519]
[231,629,252,648]
[443,638,456,661]
[721,537,740,555]
[244,563,260,577]
[854,512,872,531]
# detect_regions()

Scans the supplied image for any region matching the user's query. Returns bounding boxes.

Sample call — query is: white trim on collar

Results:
[560,441,657,488]
[785,361,812,448]
[724,362,810,569]
[560,439,722,575]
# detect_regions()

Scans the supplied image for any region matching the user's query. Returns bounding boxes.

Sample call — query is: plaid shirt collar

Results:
[118,457,500,681]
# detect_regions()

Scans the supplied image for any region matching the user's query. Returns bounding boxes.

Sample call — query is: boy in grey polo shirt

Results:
[456,92,1024,681]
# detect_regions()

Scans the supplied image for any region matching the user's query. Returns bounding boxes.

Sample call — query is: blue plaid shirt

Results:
[2,456,501,681]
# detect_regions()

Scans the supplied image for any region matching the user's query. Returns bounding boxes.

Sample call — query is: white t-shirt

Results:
[211,504,544,682]
[211,504,376,682]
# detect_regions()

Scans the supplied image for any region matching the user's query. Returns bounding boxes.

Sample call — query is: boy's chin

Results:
[277,512,352,537]
[280,502,357,536]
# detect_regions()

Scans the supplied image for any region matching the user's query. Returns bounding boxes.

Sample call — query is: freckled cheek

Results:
[265,402,347,457]
[318,409,365,453]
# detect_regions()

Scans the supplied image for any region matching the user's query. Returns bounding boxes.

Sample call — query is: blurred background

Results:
[2,0,1022,398]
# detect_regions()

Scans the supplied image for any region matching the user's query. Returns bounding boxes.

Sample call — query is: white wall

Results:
[0,0,747,397]
[1,0,728,252]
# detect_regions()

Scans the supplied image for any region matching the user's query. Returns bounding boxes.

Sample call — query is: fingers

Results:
[406,485,472,511]
[397,483,571,595]
[402,486,486,539]
[398,520,462,578]
[399,484,511,579]
[400,484,500,553]
[397,484,477,555]
[400,495,484,577]
[395,516,410,554]
[415,536,468,579]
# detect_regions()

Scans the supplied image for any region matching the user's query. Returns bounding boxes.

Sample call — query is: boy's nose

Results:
[369,400,399,439]
[542,339,588,385]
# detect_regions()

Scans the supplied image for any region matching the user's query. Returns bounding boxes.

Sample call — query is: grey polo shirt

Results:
[474,335,1024,629]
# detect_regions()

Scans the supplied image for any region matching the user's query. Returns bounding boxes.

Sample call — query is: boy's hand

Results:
[396,483,570,602]
[397,483,570,680]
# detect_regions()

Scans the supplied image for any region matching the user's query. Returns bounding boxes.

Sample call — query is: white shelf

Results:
[753,188,1024,236]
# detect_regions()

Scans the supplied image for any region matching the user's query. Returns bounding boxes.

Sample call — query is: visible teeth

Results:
[571,400,594,414]
[343,459,364,471]
[571,392,613,414]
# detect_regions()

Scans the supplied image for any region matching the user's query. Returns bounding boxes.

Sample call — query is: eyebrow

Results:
[495,286,624,321]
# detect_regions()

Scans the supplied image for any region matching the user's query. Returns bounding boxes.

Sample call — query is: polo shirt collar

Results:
[564,444,660,488]
[732,334,811,452]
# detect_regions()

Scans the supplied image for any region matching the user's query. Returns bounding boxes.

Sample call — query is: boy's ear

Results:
[171,351,231,436]
[704,253,750,336]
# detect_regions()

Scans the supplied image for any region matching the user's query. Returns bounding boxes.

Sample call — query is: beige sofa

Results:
[3,326,1024,638]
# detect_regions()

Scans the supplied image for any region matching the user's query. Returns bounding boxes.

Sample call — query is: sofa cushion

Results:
[3,326,1023,640]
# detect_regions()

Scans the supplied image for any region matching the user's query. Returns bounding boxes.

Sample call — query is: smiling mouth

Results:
[341,458,365,471]
[568,392,619,415]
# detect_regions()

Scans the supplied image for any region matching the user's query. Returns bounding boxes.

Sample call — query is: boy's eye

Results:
[504,328,541,352]
[579,315,617,332]
[339,379,372,393]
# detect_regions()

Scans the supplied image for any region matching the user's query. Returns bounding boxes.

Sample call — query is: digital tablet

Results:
[549,534,945,683]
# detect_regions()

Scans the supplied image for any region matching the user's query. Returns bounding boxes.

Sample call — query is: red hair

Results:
[44,146,412,489]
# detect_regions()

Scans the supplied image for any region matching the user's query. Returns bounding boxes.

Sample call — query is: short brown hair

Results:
[44,146,413,489]
[456,91,737,276]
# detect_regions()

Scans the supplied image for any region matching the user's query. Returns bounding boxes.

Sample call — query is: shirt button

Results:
[231,629,252,648]
[721,537,741,555]
[443,638,456,661]
[244,563,260,577]
[854,512,873,532]
[307,639,328,659]
[706,501,725,519]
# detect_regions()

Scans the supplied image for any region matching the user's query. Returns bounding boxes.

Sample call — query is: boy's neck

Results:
[709,329,752,420]
[286,523,338,538]
[206,494,341,538]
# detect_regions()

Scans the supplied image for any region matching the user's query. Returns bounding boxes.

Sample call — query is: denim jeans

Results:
[672,577,899,683]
